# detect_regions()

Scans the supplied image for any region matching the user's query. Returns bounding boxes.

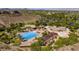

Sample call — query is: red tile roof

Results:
[43,32,58,40]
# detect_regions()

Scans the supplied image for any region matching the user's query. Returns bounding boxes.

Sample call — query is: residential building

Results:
[43,32,58,46]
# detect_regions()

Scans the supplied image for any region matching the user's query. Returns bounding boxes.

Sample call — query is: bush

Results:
[41,46,52,51]
[54,38,67,49]
[54,33,79,49]
[13,38,21,46]
[31,42,41,51]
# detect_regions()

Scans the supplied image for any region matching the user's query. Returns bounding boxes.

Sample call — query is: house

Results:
[25,25,36,28]
[47,12,51,15]
[45,26,70,38]
[42,32,58,46]
[45,26,69,32]
[56,27,70,38]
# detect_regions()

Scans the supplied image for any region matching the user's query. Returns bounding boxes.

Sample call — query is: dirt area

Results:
[0,43,31,51]
[55,43,79,51]
[0,14,39,27]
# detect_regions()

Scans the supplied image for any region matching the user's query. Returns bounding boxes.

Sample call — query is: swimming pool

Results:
[20,31,38,41]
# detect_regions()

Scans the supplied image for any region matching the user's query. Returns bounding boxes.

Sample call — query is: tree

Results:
[31,37,44,51]
[35,20,40,26]
[31,42,41,51]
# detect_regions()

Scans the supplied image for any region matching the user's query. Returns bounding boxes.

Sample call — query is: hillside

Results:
[0,10,39,27]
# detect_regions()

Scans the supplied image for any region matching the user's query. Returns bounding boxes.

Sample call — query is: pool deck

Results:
[18,31,42,46]
[20,38,38,47]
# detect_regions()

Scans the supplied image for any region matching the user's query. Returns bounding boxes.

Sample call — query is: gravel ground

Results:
[55,43,79,51]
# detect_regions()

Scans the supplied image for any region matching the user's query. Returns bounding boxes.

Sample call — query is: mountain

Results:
[0,9,39,27]
[1,8,79,11]
[27,8,79,11]
[0,8,79,27]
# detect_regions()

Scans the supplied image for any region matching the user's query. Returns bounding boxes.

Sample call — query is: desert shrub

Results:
[41,46,52,51]
[54,33,79,49]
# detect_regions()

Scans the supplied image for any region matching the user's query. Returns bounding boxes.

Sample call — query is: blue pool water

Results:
[20,32,38,41]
